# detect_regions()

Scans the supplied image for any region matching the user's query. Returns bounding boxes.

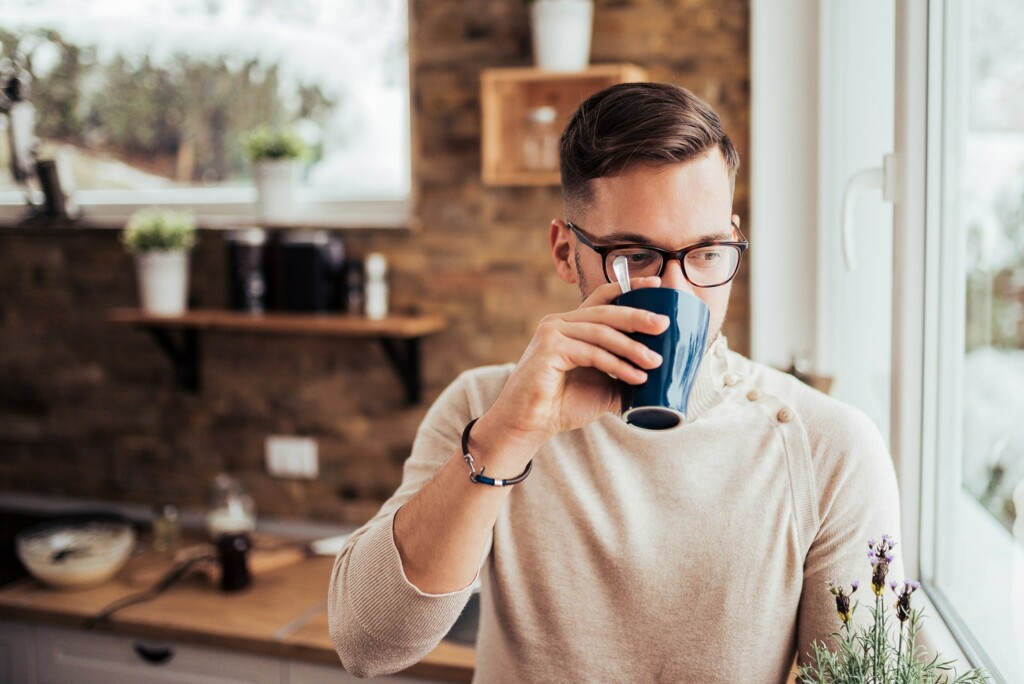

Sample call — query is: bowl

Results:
[15,514,137,590]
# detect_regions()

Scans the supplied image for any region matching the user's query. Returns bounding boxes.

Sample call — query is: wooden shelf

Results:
[108,309,447,404]
[481,64,650,186]
[108,309,446,337]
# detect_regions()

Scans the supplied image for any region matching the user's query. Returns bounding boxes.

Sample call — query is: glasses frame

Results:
[566,219,749,289]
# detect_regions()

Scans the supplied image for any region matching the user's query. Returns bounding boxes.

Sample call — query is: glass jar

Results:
[152,503,181,553]
[522,105,560,171]
[206,473,257,539]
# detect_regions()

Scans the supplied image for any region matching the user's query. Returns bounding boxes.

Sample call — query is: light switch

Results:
[265,436,318,479]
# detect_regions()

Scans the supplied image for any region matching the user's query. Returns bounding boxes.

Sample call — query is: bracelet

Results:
[461,418,533,486]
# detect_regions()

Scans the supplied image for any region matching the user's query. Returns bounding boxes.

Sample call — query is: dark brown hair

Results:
[560,82,740,208]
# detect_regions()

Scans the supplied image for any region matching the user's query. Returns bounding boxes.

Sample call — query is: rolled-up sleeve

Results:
[328,366,505,678]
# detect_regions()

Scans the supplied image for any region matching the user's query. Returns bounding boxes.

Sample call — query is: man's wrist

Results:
[465,411,545,475]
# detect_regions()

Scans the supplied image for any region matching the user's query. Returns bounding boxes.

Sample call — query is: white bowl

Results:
[16,517,136,590]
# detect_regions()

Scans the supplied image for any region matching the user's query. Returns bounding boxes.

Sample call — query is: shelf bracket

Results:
[378,337,423,405]
[144,326,200,392]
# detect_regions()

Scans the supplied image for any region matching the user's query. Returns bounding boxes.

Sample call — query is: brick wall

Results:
[0,0,750,525]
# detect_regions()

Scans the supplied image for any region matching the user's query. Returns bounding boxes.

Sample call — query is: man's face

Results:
[551,148,739,343]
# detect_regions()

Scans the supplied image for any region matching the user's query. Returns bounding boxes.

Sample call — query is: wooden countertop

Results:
[0,544,474,682]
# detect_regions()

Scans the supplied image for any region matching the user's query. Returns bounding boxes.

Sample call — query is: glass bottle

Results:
[522,105,559,171]
[152,503,181,553]
[206,473,257,539]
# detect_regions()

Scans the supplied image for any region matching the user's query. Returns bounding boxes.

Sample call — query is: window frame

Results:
[905,0,1022,679]
[0,0,414,230]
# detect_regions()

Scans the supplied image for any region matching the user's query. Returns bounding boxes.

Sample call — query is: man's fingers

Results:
[560,338,650,385]
[558,321,662,371]
[560,304,670,335]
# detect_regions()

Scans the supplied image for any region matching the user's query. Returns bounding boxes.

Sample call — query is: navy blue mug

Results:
[614,288,710,430]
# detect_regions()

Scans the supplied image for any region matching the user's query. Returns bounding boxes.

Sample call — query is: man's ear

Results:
[550,219,577,284]
[732,213,741,235]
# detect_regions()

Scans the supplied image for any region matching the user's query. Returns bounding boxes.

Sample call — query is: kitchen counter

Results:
[0,541,474,682]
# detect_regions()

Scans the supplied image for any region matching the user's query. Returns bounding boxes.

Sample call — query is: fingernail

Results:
[648,312,668,324]
[645,348,662,363]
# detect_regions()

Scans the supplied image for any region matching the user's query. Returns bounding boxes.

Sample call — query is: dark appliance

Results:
[280,231,345,312]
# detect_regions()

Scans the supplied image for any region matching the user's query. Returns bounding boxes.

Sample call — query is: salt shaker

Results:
[364,252,389,320]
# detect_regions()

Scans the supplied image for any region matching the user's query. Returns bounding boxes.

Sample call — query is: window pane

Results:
[0,0,409,200]
[935,0,1024,678]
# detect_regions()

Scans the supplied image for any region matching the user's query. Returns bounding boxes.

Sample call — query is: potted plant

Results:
[799,535,989,683]
[242,126,308,223]
[528,0,594,71]
[121,208,197,316]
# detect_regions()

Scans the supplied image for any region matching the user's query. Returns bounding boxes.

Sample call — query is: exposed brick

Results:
[0,0,750,525]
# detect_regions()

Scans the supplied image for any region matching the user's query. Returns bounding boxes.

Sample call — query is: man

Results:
[329,82,903,682]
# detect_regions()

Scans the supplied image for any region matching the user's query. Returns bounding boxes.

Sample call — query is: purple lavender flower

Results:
[828,579,859,624]
[869,536,897,596]
[895,579,919,623]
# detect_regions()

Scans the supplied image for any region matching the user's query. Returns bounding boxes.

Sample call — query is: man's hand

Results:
[472,276,668,458]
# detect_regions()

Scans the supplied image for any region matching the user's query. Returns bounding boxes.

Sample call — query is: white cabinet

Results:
[0,621,454,683]
[34,625,282,684]
[0,619,37,683]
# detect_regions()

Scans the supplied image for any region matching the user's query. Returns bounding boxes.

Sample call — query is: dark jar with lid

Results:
[225,228,269,313]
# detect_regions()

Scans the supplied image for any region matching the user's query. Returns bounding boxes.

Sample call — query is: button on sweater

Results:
[328,336,903,682]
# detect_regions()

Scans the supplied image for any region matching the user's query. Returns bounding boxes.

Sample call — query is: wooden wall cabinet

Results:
[480,64,649,186]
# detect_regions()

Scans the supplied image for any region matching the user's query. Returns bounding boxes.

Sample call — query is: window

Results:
[915,0,1024,679]
[0,0,410,226]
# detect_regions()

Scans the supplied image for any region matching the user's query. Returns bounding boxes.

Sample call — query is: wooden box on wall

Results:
[481,64,649,186]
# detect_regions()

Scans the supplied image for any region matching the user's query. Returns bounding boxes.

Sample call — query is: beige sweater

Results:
[328,337,903,682]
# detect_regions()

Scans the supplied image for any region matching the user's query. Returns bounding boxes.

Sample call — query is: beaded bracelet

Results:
[461,417,533,486]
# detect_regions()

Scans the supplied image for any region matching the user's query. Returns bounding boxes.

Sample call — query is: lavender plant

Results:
[797,536,989,684]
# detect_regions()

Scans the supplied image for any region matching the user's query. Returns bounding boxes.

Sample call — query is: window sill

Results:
[0,188,413,230]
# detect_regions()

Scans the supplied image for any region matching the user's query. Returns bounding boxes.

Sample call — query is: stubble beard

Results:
[574,248,590,302]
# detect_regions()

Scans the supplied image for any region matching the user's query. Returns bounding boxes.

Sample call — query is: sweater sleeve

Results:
[327,368,501,678]
[796,401,906,670]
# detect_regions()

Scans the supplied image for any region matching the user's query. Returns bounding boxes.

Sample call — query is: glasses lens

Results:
[604,249,663,281]
[684,245,741,287]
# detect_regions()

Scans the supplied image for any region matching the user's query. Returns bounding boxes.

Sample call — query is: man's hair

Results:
[560,82,740,209]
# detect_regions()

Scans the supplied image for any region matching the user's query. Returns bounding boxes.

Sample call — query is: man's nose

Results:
[660,258,694,292]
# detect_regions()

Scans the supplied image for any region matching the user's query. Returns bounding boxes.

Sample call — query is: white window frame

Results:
[0,1,413,231]
[911,0,1023,679]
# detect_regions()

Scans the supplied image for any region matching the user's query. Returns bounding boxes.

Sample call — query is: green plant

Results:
[121,208,197,253]
[798,536,989,684]
[241,126,308,161]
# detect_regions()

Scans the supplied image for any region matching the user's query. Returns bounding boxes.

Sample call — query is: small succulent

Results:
[798,535,989,684]
[241,126,308,161]
[121,208,197,254]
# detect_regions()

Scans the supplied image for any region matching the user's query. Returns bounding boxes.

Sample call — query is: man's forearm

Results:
[392,414,540,594]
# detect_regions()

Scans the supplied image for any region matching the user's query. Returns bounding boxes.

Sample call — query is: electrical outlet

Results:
[265,436,319,479]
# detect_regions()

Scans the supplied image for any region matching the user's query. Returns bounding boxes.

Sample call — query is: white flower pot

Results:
[530,0,594,71]
[135,250,189,316]
[253,159,299,222]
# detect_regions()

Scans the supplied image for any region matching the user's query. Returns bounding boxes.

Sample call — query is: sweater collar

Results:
[684,333,730,421]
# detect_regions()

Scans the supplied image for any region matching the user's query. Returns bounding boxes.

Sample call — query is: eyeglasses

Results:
[566,220,749,288]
